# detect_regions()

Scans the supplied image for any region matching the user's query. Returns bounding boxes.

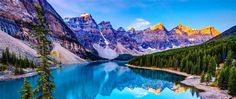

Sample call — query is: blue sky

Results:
[48,0,236,32]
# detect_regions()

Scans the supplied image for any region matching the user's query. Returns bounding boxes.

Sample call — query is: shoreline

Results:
[0,60,107,82]
[0,66,58,81]
[126,64,233,99]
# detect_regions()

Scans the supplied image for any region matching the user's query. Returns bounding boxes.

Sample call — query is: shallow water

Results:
[0,61,200,99]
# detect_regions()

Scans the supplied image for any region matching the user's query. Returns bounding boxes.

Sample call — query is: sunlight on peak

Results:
[128,27,135,31]
[80,13,91,18]
[150,23,165,31]
[175,24,221,36]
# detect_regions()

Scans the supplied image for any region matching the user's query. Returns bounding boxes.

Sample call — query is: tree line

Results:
[0,48,37,74]
[1,48,36,68]
[128,36,236,96]
[217,50,236,95]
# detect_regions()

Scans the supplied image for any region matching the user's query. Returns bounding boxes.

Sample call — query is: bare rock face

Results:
[65,13,106,51]
[0,0,89,59]
[98,21,117,49]
[0,0,33,22]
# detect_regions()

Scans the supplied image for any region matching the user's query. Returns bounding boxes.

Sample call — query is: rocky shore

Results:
[0,67,58,81]
[126,64,233,99]
[0,72,38,81]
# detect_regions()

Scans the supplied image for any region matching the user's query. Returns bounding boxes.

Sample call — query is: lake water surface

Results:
[0,61,200,99]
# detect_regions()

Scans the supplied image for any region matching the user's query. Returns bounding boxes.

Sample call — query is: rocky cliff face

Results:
[0,0,88,60]
[65,13,221,59]
[65,13,105,51]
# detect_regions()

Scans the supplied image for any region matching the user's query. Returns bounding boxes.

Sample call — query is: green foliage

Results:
[0,48,36,69]
[218,67,230,90]
[113,54,135,61]
[200,73,212,85]
[31,5,55,99]
[0,65,7,71]
[225,50,233,67]
[129,36,236,76]
[14,67,24,75]
[205,73,212,85]
[20,79,33,99]
[208,57,216,76]
[200,73,205,83]
[218,49,236,92]
[228,67,236,96]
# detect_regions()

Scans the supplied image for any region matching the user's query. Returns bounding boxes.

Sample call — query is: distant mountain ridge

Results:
[65,13,221,59]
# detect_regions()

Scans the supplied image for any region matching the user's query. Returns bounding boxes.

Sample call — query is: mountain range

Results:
[64,13,220,59]
[0,0,221,62]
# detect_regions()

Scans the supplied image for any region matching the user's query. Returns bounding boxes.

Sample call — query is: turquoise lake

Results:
[0,61,200,99]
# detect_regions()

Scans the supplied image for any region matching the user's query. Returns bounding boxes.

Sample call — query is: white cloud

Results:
[128,18,151,30]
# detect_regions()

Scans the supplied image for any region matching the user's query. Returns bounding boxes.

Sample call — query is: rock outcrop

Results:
[65,13,105,51]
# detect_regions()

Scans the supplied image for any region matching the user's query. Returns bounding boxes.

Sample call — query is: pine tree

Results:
[225,50,233,67]
[1,50,6,64]
[218,67,230,90]
[180,58,186,72]
[20,79,33,99]
[205,73,212,85]
[196,56,201,74]
[228,67,236,95]
[208,57,216,76]
[217,53,222,64]
[186,61,193,74]
[32,5,55,99]
[202,55,207,73]
[5,47,10,65]
[200,73,205,83]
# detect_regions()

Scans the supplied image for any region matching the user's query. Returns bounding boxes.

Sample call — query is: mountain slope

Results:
[0,30,38,60]
[51,42,86,64]
[210,25,236,40]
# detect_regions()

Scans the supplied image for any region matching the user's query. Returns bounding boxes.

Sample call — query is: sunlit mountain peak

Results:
[128,27,136,31]
[150,23,165,31]
[175,24,220,36]
[200,26,221,36]
[80,13,91,18]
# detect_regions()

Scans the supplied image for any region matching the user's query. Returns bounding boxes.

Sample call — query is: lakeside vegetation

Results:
[129,36,236,96]
[0,48,36,75]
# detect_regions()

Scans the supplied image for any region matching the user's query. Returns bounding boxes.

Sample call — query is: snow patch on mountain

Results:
[93,44,118,59]
[115,42,142,55]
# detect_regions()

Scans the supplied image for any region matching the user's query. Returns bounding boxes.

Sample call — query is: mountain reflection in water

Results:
[0,61,200,99]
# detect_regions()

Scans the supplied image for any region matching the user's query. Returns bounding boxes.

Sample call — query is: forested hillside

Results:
[128,25,236,95]
[129,36,236,74]
[129,25,236,74]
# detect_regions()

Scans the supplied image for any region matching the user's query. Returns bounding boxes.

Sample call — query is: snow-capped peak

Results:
[80,13,91,18]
